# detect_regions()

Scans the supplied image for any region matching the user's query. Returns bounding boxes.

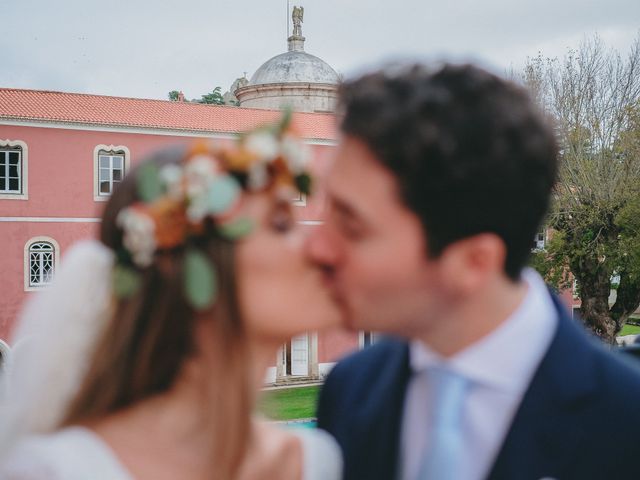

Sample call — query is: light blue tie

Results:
[418,366,470,480]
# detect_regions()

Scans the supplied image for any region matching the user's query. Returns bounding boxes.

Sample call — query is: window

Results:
[0,148,21,193]
[98,153,124,195]
[359,331,379,349]
[533,229,546,250]
[292,191,307,207]
[29,242,55,287]
[24,237,60,291]
[0,140,28,200]
[93,144,130,201]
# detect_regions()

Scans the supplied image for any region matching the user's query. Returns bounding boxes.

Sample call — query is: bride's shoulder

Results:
[0,426,132,480]
[240,421,301,480]
[242,421,341,480]
[290,427,343,480]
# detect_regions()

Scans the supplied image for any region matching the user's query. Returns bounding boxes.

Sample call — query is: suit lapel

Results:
[350,340,412,480]
[487,295,599,480]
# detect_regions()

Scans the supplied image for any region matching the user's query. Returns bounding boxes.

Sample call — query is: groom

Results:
[308,63,640,479]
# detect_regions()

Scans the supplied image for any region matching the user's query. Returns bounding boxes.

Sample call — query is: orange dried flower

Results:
[144,197,189,249]
[222,148,261,171]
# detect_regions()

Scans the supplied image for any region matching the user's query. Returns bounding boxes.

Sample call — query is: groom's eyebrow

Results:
[325,181,372,228]
[330,195,358,220]
[329,194,371,235]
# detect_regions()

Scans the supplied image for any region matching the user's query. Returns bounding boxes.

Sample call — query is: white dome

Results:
[250,50,339,86]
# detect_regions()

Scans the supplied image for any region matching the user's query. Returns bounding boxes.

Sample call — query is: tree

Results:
[198,87,225,105]
[525,35,640,343]
[168,90,181,101]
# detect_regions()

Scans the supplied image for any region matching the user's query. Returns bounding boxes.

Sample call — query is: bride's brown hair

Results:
[62,146,251,480]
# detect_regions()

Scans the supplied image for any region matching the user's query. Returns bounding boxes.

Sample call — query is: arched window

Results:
[0,139,28,200]
[24,237,60,291]
[94,144,130,201]
[29,242,54,286]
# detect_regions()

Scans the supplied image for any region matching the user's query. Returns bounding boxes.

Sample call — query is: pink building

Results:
[0,88,363,383]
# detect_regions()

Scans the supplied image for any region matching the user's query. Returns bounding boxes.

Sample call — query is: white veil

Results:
[0,240,115,457]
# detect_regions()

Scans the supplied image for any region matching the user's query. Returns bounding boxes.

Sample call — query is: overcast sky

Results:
[1,0,638,101]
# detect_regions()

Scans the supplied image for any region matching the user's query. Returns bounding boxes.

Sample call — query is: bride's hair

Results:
[62,146,251,479]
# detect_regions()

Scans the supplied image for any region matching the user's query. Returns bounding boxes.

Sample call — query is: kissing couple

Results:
[2,63,640,480]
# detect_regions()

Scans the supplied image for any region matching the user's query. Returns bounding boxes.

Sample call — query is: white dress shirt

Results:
[399,268,558,480]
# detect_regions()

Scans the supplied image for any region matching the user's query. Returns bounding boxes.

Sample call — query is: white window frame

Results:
[93,144,130,201]
[0,140,28,200]
[534,229,546,251]
[24,236,60,291]
[292,192,307,207]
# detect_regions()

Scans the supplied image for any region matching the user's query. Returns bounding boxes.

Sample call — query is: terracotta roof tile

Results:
[0,88,338,141]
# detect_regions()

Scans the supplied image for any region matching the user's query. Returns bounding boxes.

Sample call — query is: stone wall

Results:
[235,83,338,113]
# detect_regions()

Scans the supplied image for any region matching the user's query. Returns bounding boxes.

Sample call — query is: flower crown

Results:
[113,112,312,310]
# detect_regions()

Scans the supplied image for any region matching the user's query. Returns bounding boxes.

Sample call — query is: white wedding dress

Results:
[0,425,342,480]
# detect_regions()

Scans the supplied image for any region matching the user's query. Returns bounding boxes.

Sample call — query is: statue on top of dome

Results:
[292,6,304,37]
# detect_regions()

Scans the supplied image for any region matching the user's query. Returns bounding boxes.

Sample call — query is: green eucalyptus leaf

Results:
[206,175,241,214]
[295,173,312,196]
[137,162,163,202]
[115,247,133,266]
[218,217,254,240]
[184,248,218,310]
[112,264,142,299]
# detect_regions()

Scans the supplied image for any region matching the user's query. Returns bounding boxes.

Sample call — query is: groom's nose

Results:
[304,223,342,270]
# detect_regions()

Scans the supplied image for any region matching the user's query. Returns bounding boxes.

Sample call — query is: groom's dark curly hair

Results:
[338,64,558,280]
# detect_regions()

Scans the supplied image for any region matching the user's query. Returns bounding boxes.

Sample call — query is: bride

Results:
[0,117,343,480]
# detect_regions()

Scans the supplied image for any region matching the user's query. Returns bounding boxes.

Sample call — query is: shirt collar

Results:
[409,268,558,393]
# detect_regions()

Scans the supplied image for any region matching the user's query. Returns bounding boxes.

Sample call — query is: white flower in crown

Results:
[186,193,209,223]
[247,162,269,191]
[159,164,184,200]
[185,154,219,199]
[116,208,157,267]
[245,131,280,161]
[280,133,310,174]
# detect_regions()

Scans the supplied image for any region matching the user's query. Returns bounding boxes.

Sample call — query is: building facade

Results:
[0,89,361,383]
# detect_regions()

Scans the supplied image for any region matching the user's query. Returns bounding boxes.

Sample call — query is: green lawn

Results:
[257,385,320,421]
[620,324,640,336]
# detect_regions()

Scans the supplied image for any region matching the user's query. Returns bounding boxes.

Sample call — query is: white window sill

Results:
[0,193,28,200]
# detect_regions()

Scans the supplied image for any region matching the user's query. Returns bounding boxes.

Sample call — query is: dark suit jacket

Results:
[317,294,640,479]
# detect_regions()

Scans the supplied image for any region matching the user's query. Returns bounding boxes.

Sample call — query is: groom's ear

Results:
[437,233,506,295]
